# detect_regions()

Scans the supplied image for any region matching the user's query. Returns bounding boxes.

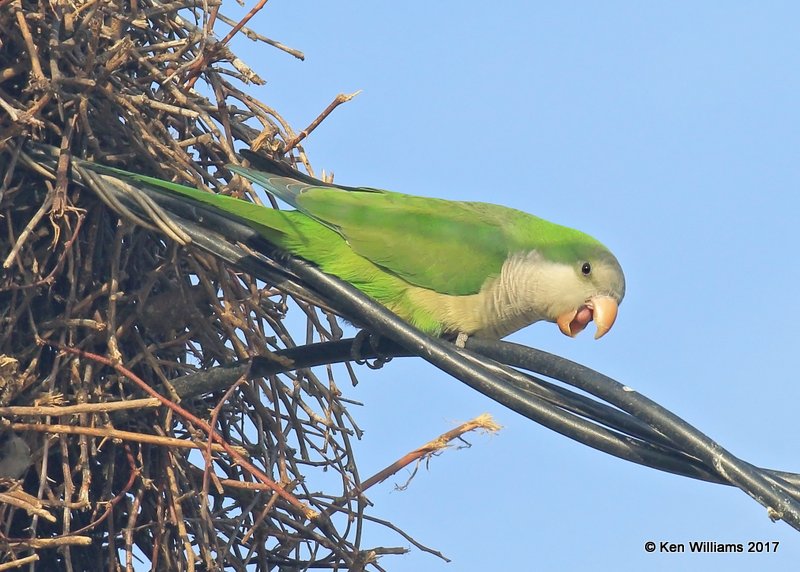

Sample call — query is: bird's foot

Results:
[455,332,469,349]
[351,330,393,370]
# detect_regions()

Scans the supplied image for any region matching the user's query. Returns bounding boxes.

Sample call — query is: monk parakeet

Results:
[84,154,625,341]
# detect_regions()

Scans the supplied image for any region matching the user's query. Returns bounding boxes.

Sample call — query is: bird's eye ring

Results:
[581,262,592,275]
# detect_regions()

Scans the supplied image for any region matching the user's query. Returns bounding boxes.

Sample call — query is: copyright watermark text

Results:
[643,540,779,554]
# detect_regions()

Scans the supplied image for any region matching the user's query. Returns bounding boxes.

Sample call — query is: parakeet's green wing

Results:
[84,163,516,296]
[303,189,546,295]
[231,165,544,296]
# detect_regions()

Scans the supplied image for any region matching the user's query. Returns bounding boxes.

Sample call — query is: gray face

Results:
[576,252,626,305]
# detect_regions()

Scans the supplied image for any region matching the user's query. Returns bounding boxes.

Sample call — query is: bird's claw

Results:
[351,330,392,370]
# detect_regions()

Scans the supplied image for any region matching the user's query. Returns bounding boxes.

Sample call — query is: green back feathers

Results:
[85,158,619,310]
[231,164,615,296]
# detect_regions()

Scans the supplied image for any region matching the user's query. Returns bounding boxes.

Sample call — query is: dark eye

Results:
[581,262,592,276]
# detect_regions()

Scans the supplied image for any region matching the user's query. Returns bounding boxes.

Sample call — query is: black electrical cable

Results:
[280,257,800,529]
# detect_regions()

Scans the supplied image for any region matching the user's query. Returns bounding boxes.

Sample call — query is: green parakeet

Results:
[85,154,625,340]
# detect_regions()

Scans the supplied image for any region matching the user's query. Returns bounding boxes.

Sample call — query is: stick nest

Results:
[0,1,400,569]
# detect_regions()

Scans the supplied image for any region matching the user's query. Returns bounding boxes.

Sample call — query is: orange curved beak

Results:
[556,295,619,340]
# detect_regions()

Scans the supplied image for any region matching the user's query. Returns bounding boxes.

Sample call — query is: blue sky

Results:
[227,2,800,569]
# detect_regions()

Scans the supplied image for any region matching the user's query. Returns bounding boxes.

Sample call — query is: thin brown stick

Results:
[10,422,242,455]
[2,186,53,269]
[201,365,248,505]
[218,0,270,48]
[0,554,39,570]
[215,13,305,60]
[358,414,500,494]
[282,91,362,152]
[4,536,92,548]
[0,397,161,417]
[12,0,45,82]
[0,491,55,522]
